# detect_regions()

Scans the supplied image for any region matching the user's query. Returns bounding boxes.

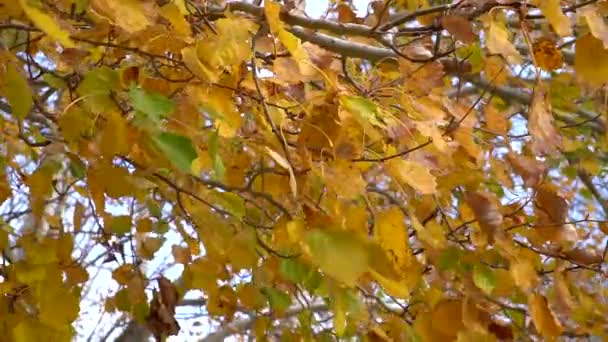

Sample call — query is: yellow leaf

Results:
[369,269,410,298]
[332,287,347,336]
[529,294,563,338]
[100,110,129,159]
[528,83,561,156]
[182,46,218,83]
[431,300,464,338]
[265,1,310,69]
[304,229,369,286]
[575,34,608,88]
[92,0,152,34]
[485,13,522,65]
[532,0,572,37]
[375,207,411,269]
[266,147,297,197]
[137,236,164,260]
[174,0,188,15]
[321,160,366,200]
[160,3,191,37]
[18,0,75,47]
[387,159,437,195]
[510,258,539,292]
[2,63,33,119]
[580,6,608,48]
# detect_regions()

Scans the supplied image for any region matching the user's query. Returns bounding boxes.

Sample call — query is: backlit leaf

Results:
[92,0,152,33]
[532,0,572,37]
[129,87,174,122]
[485,13,522,65]
[18,0,75,47]
[472,264,496,295]
[575,34,608,88]
[153,132,197,173]
[387,159,437,195]
[304,229,369,286]
[3,63,33,119]
[529,294,563,338]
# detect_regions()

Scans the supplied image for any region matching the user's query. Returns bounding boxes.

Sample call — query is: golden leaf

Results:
[532,0,572,37]
[92,0,153,34]
[387,159,437,195]
[265,1,310,69]
[18,0,75,47]
[580,6,608,48]
[575,34,608,88]
[375,207,411,269]
[510,258,539,292]
[485,13,522,65]
[529,294,563,338]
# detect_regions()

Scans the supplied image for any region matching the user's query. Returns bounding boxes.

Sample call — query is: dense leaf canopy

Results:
[1,0,608,340]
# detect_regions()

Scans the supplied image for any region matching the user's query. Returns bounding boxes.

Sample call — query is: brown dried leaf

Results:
[466,191,503,243]
[441,15,476,43]
[563,248,602,265]
[528,85,561,156]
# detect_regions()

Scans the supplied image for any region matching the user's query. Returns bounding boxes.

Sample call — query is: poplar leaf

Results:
[129,87,174,122]
[153,132,198,173]
[579,6,608,48]
[18,0,75,47]
[305,229,369,286]
[575,34,608,88]
[3,63,33,119]
[510,258,539,291]
[528,84,561,156]
[92,0,152,33]
[265,147,297,197]
[207,130,225,181]
[262,287,291,313]
[387,159,437,195]
[375,207,411,269]
[532,0,572,37]
[472,264,496,295]
[486,14,522,65]
[529,294,563,338]
[265,1,309,67]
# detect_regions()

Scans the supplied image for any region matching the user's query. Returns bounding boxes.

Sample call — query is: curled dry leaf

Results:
[563,247,603,265]
[466,191,503,243]
[441,15,476,43]
[528,84,562,157]
[507,153,545,187]
[146,277,180,341]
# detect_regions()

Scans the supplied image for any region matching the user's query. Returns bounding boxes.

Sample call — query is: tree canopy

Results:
[1,0,608,340]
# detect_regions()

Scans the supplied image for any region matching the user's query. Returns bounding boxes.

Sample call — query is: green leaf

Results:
[4,64,33,119]
[473,264,497,295]
[208,130,225,180]
[340,95,385,128]
[106,215,132,235]
[77,67,119,112]
[129,87,174,122]
[279,258,311,283]
[437,247,462,271]
[152,132,197,173]
[262,287,291,312]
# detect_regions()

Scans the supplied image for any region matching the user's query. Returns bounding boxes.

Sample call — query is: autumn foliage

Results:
[1,0,608,340]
